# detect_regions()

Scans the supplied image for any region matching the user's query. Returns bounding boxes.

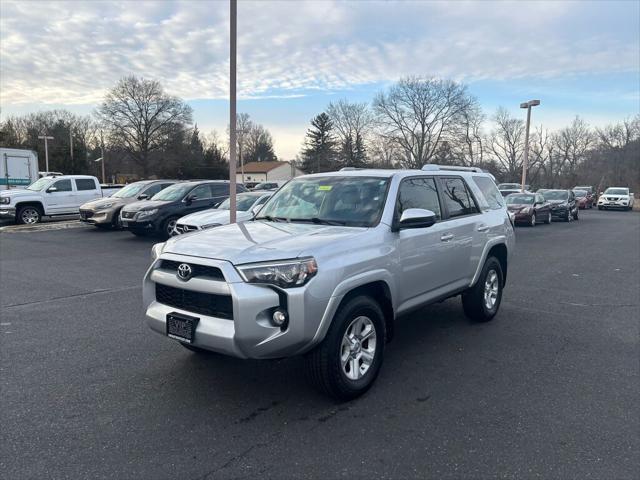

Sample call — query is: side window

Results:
[472,176,503,210]
[190,184,213,200]
[396,177,441,220]
[441,177,479,218]
[75,178,97,191]
[52,179,72,192]
[143,183,163,197]
[256,195,270,206]
[236,184,246,193]
[211,184,230,196]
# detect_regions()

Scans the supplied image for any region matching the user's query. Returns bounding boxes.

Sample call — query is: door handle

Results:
[477,225,489,232]
[440,233,454,242]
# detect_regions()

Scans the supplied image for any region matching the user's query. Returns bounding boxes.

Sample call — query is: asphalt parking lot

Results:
[1,209,638,480]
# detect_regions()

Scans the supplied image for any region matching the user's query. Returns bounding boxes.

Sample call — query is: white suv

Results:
[598,187,635,210]
[144,165,515,399]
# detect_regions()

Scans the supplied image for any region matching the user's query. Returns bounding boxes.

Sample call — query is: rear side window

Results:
[396,177,441,220]
[472,176,504,210]
[441,177,479,218]
[211,184,230,196]
[52,179,72,192]
[75,179,97,191]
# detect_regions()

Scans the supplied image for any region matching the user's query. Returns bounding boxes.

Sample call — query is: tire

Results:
[462,256,504,323]
[565,210,572,222]
[131,230,151,237]
[544,212,552,224]
[16,205,42,225]
[573,209,579,220]
[529,213,536,227]
[305,295,386,401]
[161,217,178,239]
[598,206,603,210]
[111,210,123,229]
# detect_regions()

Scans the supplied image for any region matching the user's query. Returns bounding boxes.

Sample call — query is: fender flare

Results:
[470,236,508,287]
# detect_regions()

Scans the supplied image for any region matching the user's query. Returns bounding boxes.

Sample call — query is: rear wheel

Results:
[306,295,385,401]
[544,212,552,224]
[16,205,42,225]
[462,256,503,322]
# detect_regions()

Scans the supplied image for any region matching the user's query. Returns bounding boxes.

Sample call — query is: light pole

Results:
[94,147,106,184]
[229,0,237,223]
[519,99,540,192]
[38,135,54,172]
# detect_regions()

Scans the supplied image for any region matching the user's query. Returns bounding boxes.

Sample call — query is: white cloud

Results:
[1,0,637,107]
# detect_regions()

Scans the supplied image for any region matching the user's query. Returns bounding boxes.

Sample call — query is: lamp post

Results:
[229,0,237,223]
[519,99,540,192]
[38,135,54,172]
[94,154,105,183]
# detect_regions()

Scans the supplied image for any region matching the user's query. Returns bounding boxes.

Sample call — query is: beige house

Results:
[237,161,304,184]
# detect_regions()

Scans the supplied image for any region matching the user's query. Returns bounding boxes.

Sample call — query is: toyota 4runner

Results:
[144,165,515,400]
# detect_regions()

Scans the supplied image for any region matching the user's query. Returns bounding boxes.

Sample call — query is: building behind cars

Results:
[237,161,303,185]
[120,180,246,238]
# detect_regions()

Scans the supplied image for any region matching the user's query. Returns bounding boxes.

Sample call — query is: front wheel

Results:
[161,217,178,239]
[544,212,552,224]
[462,256,504,322]
[597,206,603,210]
[305,295,386,401]
[573,209,579,220]
[16,205,42,225]
[530,213,536,227]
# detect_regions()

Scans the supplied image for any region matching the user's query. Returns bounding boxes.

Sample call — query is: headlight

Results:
[201,223,221,230]
[95,202,114,210]
[236,257,318,288]
[151,242,166,261]
[0,197,10,205]
[137,208,158,219]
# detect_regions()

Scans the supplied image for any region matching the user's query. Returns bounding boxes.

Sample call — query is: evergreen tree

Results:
[301,113,337,173]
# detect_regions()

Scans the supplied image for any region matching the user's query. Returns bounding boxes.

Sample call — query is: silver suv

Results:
[144,165,515,399]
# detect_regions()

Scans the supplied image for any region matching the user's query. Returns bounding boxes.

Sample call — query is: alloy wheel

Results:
[21,208,40,224]
[530,213,536,226]
[483,269,499,310]
[340,316,377,381]
[166,219,177,236]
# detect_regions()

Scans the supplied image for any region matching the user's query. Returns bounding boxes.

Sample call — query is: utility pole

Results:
[229,0,237,223]
[519,99,540,192]
[38,135,54,172]
[69,129,74,173]
[100,144,106,184]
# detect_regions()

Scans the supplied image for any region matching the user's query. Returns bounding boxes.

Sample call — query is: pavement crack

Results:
[2,285,140,309]
[196,441,269,480]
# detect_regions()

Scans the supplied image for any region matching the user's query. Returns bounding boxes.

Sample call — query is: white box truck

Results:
[0,148,39,191]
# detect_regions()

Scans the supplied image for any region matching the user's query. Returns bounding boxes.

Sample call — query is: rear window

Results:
[75,179,97,191]
[473,176,504,210]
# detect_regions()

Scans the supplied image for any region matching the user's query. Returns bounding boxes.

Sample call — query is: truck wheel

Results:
[306,295,386,401]
[462,257,504,323]
[17,205,42,225]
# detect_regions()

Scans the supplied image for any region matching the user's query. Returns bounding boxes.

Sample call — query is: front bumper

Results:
[598,200,630,208]
[143,253,330,359]
[79,208,116,225]
[120,215,159,231]
[0,207,16,219]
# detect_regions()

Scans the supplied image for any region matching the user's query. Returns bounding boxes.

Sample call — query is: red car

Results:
[573,189,592,209]
[505,192,552,226]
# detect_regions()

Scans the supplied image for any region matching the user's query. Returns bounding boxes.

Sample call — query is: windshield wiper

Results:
[257,215,288,223]
[288,217,347,226]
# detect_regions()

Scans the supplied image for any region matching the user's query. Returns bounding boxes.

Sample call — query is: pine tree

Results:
[301,113,337,173]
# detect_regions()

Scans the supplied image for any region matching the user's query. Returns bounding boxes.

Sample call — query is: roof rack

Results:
[421,164,485,173]
[340,167,364,171]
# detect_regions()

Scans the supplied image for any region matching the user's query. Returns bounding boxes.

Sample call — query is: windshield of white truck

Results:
[256,176,390,227]
[27,178,50,191]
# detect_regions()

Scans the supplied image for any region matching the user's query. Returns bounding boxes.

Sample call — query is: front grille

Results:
[79,210,94,219]
[155,283,233,319]
[121,211,136,219]
[159,260,225,281]
[607,197,618,201]
[174,223,199,235]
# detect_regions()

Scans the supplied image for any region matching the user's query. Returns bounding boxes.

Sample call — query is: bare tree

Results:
[449,102,484,166]
[488,107,526,181]
[327,100,374,166]
[552,116,594,185]
[97,75,192,176]
[373,76,475,168]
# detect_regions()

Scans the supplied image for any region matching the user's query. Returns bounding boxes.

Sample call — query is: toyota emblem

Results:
[177,263,192,281]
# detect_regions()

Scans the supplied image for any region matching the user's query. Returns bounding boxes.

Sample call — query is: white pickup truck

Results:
[0,175,116,224]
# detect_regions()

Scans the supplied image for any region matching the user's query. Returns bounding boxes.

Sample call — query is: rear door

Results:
[74,178,100,206]
[436,176,481,285]
[44,179,76,214]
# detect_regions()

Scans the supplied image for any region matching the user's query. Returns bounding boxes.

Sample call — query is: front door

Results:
[43,179,76,214]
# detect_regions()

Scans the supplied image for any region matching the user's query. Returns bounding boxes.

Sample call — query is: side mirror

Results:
[184,194,196,204]
[397,208,437,230]
[46,187,57,193]
[137,193,149,200]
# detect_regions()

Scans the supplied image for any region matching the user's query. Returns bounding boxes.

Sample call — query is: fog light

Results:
[272,309,288,327]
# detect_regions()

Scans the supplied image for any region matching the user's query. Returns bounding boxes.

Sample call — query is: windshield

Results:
[498,183,520,189]
[151,183,192,201]
[27,178,51,191]
[256,176,390,227]
[506,194,534,205]
[113,182,147,198]
[544,190,568,201]
[573,190,587,198]
[604,188,628,195]
[218,194,260,211]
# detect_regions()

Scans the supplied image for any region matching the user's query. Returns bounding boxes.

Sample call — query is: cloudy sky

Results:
[1,0,638,158]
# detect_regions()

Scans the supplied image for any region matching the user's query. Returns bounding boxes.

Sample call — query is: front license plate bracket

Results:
[166,312,200,344]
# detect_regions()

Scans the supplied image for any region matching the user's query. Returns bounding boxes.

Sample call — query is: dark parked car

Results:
[544,189,579,222]
[498,182,529,197]
[120,180,247,238]
[573,189,592,209]
[505,192,552,226]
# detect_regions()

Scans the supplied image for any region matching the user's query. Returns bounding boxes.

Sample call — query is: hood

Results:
[178,208,252,226]
[506,204,531,211]
[163,220,367,264]
[123,199,172,212]
[548,199,568,205]
[0,188,35,199]
[82,197,126,209]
